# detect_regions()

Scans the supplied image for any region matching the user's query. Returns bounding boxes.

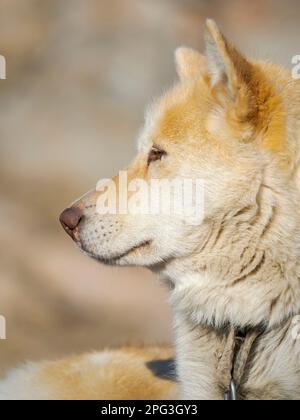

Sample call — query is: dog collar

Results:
[216,327,262,401]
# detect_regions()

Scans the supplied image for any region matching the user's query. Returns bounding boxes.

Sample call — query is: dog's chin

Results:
[77,240,154,267]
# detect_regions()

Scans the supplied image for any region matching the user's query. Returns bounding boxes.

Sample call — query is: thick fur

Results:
[0,347,177,400]
[2,20,300,400]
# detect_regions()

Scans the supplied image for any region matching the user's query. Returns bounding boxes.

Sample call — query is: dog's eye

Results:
[147,148,166,166]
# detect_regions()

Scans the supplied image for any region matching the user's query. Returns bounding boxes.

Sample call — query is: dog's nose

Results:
[59,207,83,239]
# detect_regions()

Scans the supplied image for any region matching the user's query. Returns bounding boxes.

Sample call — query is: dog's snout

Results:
[59,207,83,239]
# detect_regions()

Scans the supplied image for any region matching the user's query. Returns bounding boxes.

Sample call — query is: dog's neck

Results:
[171,310,298,400]
[157,173,300,399]
[161,178,300,330]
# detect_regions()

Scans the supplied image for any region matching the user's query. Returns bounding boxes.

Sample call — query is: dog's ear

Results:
[205,19,258,126]
[175,47,207,81]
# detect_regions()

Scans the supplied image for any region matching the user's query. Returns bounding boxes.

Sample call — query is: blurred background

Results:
[0,0,300,376]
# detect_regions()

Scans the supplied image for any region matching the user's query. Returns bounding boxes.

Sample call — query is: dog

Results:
[1,19,300,400]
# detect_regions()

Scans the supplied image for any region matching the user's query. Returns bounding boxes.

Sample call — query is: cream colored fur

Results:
[1,20,300,400]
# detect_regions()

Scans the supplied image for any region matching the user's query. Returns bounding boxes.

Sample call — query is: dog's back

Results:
[0,346,178,400]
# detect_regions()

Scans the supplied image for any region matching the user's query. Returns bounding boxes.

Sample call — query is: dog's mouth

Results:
[80,240,152,265]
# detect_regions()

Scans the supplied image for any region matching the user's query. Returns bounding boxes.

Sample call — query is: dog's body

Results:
[0,347,178,400]
[2,20,300,400]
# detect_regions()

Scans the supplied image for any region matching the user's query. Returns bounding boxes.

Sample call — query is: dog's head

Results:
[60,20,292,270]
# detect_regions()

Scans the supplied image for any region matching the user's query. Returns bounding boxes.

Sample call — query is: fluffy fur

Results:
[0,347,177,400]
[2,20,300,400]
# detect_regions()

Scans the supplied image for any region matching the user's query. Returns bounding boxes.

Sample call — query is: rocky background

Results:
[0,0,300,375]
